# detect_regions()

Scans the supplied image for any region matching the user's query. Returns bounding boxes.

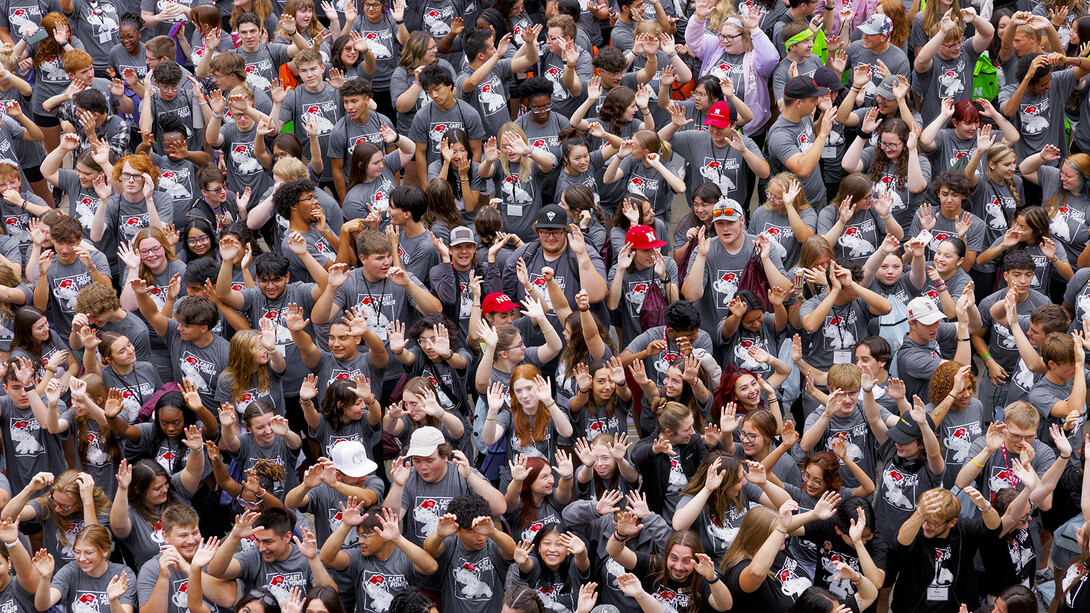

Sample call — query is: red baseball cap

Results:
[704,101,733,129]
[482,292,519,315]
[625,225,668,250]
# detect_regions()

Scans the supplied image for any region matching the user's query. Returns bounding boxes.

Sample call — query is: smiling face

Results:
[138,237,167,272]
[144,474,170,506]
[248,411,276,445]
[363,0,385,21]
[739,421,768,457]
[165,523,202,559]
[565,143,590,173]
[537,530,568,569]
[734,373,761,409]
[187,227,212,257]
[932,241,963,275]
[1061,163,1083,193]
[72,540,107,575]
[989,154,1017,182]
[802,463,827,497]
[31,315,51,342]
[665,543,695,581]
[253,526,291,562]
[327,323,361,360]
[530,465,555,496]
[719,23,744,54]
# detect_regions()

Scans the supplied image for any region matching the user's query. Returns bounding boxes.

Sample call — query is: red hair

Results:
[713,366,763,422]
[518,457,551,529]
[802,451,845,494]
[952,100,981,124]
[510,364,551,448]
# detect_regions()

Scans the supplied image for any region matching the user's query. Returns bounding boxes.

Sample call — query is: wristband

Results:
[981,352,992,360]
[1061,454,1071,459]
[971,457,986,468]
[957,337,970,342]
[542,328,554,335]
[578,305,589,312]
[879,213,892,220]
[3,539,18,548]
[613,532,629,541]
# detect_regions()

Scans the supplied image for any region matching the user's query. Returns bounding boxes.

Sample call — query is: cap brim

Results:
[704,117,731,128]
[886,427,920,445]
[913,313,945,325]
[337,457,378,478]
[449,239,477,246]
[638,239,669,249]
[536,223,567,229]
[858,26,878,34]
[813,86,829,96]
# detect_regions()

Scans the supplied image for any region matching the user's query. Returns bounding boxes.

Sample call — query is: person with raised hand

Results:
[33,525,137,613]
[384,375,472,459]
[1,470,108,570]
[572,430,639,499]
[781,495,887,606]
[0,516,40,609]
[672,453,793,562]
[381,428,507,547]
[208,507,334,603]
[893,487,1001,611]
[0,357,69,495]
[422,493,516,613]
[721,499,812,610]
[136,506,236,613]
[509,521,589,613]
[319,503,437,612]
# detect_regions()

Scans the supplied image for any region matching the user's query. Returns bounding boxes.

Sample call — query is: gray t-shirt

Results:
[999,67,1076,162]
[328,112,396,163]
[435,535,512,613]
[927,397,985,488]
[962,437,1056,500]
[408,99,485,170]
[859,146,933,230]
[768,114,825,205]
[913,40,981,125]
[399,463,478,547]
[607,259,679,346]
[163,318,230,411]
[686,235,788,339]
[345,546,422,613]
[234,544,315,605]
[845,40,912,106]
[802,406,877,489]
[51,560,137,613]
[536,49,594,118]
[138,554,226,613]
[895,323,959,404]
[219,121,273,198]
[750,204,818,268]
[799,295,876,372]
[239,283,318,394]
[280,84,342,182]
[456,58,514,138]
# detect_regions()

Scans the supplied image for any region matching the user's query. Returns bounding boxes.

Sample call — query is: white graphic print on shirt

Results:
[882,465,919,510]
[453,556,494,600]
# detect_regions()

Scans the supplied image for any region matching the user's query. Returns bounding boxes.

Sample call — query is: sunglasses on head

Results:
[713,207,739,218]
[245,589,278,609]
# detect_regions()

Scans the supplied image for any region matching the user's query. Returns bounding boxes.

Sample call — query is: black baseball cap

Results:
[784,76,829,99]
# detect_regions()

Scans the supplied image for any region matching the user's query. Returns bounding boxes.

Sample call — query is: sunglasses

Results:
[245,589,278,609]
[712,207,740,218]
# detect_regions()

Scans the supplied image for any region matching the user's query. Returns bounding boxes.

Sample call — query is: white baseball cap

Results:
[330,441,378,478]
[906,296,945,325]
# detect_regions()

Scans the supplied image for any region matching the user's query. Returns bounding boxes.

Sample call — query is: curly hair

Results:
[597,86,636,137]
[802,451,845,495]
[871,118,910,191]
[928,359,977,404]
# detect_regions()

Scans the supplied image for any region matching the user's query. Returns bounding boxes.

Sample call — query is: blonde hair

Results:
[1003,401,1041,431]
[633,129,672,162]
[35,471,111,548]
[766,171,810,212]
[985,145,1022,210]
[921,0,962,39]
[498,123,534,182]
[919,487,961,522]
[0,43,17,72]
[719,506,778,573]
[274,157,309,180]
[223,330,272,404]
[827,363,862,392]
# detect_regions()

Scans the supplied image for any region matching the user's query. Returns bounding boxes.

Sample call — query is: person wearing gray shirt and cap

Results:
[767,76,836,209]
[845,15,911,107]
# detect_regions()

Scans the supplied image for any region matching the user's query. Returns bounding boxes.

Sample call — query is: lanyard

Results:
[999,442,1020,495]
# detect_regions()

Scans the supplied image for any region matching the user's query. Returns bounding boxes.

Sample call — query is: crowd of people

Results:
[0,0,1089,613]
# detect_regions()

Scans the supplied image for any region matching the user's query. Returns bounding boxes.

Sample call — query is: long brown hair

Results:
[510,364,551,447]
[871,118,910,191]
[650,531,707,613]
[74,375,122,467]
[680,451,747,522]
[223,330,272,403]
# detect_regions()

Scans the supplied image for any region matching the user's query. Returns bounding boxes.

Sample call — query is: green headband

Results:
[784,28,814,51]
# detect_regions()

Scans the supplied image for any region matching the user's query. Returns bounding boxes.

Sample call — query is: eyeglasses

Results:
[719,33,742,43]
[120,172,143,182]
[138,244,164,256]
[878,141,902,151]
[186,236,211,246]
[203,185,226,194]
[923,516,950,529]
[738,431,760,442]
[530,104,552,113]
[1007,431,1036,443]
[119,32,139,40]
[50,494,79,513]
[801,473,826,487]
[363,1,384,7]
[538,229,565,238]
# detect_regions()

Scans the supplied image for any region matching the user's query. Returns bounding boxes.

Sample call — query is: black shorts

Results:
[22,165,43,183]
[31,113,59,128]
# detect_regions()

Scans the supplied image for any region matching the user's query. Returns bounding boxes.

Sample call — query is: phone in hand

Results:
[24,27,48,46]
